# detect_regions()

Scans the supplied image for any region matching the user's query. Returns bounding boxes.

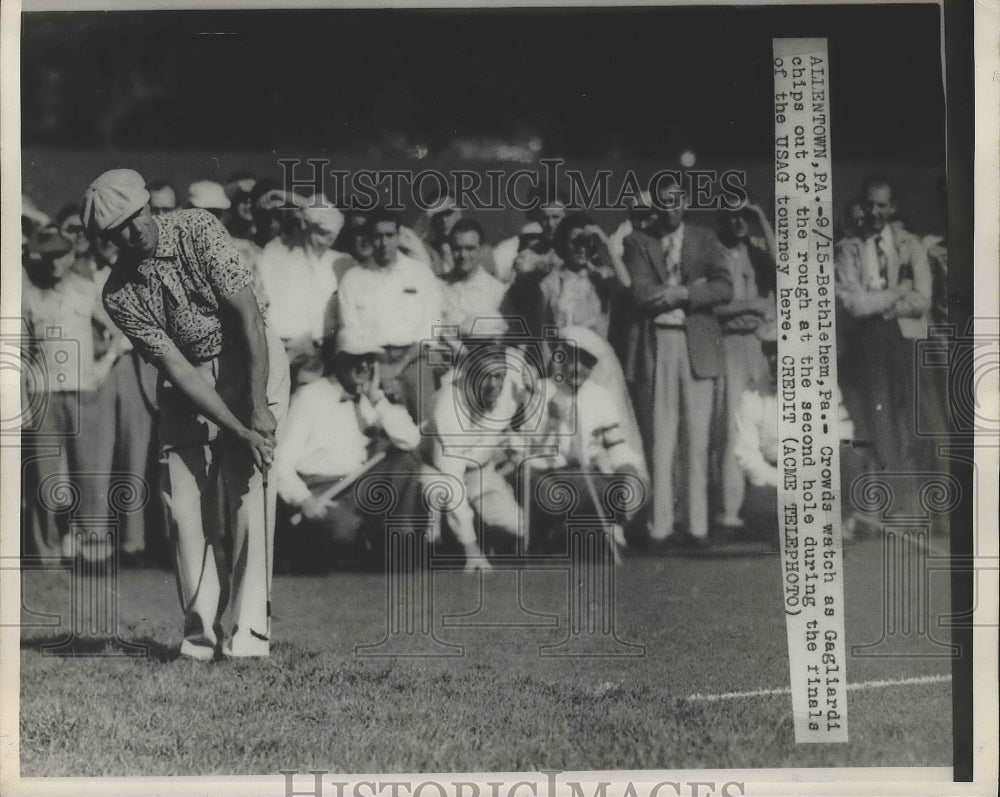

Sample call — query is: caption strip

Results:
[773,37,849,743]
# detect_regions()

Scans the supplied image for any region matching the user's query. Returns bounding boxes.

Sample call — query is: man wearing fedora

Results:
[84,168,290,660]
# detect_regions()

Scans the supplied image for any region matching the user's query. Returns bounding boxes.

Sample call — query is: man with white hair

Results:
[85,168,290,660]
[256,197,346,388]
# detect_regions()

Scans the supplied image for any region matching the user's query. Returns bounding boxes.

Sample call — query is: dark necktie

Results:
[664,237,680,285]
[874,236,889,285]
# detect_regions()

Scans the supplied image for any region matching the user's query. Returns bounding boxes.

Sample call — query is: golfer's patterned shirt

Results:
[103,209,265,364]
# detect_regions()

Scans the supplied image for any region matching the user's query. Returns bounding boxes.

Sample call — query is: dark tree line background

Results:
[22,5,944,164]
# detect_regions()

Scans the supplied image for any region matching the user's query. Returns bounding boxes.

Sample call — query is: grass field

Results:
[18,535,953,776]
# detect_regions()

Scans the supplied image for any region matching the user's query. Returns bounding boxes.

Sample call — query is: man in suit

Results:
[623,177,733,551]
[835,175,932,477]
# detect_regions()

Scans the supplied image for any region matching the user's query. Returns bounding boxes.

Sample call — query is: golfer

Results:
[83,169,290,661]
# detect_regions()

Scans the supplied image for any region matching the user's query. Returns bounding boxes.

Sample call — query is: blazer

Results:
[834,226,932,341]
[622,223,733,380]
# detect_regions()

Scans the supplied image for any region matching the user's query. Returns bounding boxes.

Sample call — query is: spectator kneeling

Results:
[273,327,429,571]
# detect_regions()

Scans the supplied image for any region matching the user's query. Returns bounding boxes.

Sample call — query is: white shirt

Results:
[655,222,687,327]
[540,268,607,336]
[432,358,534,546]
[274,377,420,507]
[541,379,643,475]
[734,389,781,488]
[723,242,758,303]
[441,267,507,336]
[256,239,341,341]
[608,220,633,261]
[336,252,444,347]
[861,224,899,291]
[22,271,105,392]
[735,386,854,489]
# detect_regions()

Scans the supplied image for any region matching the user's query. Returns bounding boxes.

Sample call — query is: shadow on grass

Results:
[20,634,179,662]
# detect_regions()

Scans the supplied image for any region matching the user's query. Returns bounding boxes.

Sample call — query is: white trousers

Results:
[159,328,289,659]
[651,328,715,540]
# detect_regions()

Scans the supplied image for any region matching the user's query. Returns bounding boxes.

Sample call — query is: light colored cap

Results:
[188,180,231,210]
[336,326,384,357]
[302,204,345,237]
[82,169,150,232]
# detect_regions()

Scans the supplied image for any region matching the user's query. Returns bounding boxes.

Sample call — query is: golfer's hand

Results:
[251,404,278,440]
[244,429,276,471]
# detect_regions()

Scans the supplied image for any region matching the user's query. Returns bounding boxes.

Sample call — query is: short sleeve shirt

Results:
[103,209,263,363]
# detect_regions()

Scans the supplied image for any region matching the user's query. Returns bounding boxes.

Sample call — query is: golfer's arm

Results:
[223,286,269,410]
[156,343,250,439]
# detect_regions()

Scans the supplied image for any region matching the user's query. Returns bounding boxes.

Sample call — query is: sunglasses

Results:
[62,223,85,235]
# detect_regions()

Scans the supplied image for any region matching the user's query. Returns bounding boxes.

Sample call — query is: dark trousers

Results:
[841,317,919,474]
[276,449,429,571]
[528,466,640,555]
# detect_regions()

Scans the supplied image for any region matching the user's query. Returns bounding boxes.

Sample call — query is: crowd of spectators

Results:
[19,166,949,570]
